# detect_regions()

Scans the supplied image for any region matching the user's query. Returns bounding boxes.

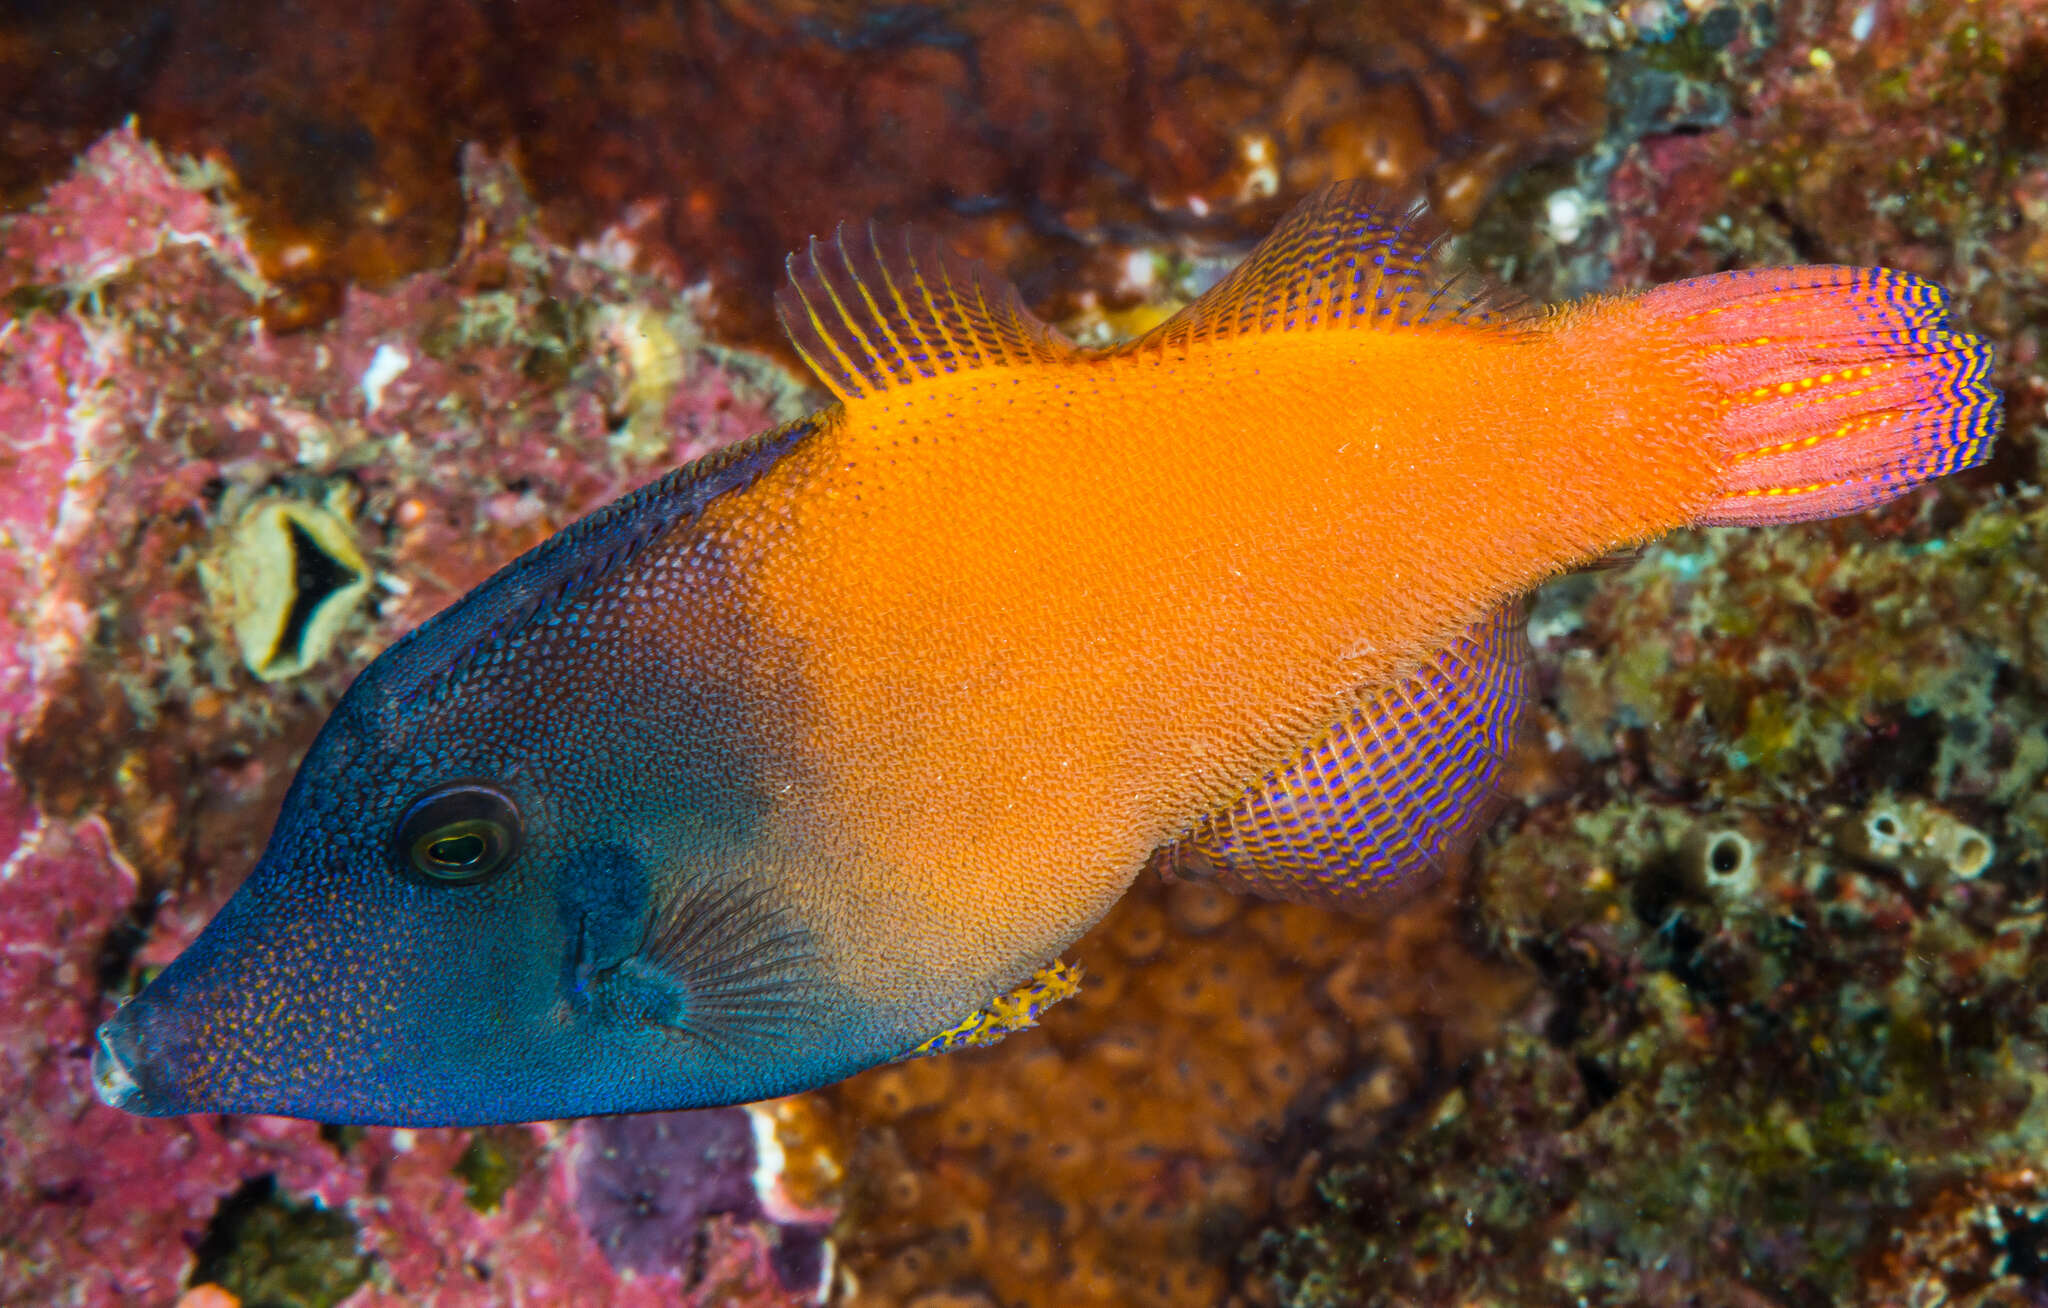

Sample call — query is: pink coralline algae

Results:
[0,127,824,1306]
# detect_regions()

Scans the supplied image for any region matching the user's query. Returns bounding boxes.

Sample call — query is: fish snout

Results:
[92,1016,144,1111]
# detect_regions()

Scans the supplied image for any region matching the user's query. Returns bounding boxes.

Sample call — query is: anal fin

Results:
[1158,607,1528,913]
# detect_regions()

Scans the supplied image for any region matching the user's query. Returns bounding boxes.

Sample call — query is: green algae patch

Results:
[189,1177,369,1308]
[454,1125,544,1214]
[1259,795,2048,1305]
[1253,471,2048,1303]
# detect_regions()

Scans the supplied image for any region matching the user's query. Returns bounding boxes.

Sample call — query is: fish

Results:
[92,182,2002,1126]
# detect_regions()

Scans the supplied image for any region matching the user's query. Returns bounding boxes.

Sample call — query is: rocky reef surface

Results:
[0,127,828,1308]
[0,0,1604,351]
[1258,0,2048,1303]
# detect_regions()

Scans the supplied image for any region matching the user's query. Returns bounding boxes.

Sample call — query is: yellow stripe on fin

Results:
[893,959,1083,1062]
[1116,181,1534,360]
[775,223,1077,404]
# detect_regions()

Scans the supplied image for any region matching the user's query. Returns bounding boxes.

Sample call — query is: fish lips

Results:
[92,992,189,1116]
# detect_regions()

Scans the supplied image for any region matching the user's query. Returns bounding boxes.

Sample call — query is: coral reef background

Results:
[0,0,1602,348]
[3,2,2048,1306]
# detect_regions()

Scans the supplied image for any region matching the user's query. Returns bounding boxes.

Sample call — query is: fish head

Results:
[94,472,864,1125]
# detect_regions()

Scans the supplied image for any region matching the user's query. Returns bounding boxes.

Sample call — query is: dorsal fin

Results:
[1116,181,1534,359]
[775,223,1076,403]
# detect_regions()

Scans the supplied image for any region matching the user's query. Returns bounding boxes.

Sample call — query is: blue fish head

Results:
[94,434,874,1125]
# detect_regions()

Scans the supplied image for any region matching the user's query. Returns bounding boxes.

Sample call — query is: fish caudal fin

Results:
[1635,267,2000,526]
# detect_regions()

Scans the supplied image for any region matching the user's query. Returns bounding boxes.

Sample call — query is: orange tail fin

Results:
[1634,267,2000,526]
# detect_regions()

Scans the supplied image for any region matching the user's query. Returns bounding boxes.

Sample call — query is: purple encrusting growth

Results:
[574,1109,831,1293]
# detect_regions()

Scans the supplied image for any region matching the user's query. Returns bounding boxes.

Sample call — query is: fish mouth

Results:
[92,1017,148,1113]
[92,1004,189,1116]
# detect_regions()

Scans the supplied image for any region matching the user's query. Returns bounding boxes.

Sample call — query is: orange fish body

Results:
[96,185,2000,1125]
[684,187,1997,1041]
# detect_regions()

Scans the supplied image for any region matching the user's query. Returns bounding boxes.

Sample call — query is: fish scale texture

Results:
[633,189,2001,1050]
[720,311,1722,1039]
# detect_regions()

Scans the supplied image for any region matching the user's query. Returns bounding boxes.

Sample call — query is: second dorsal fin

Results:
[775,224,1077,403]
[1117,181,1534,359]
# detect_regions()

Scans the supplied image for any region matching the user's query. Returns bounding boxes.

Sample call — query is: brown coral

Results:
[1866,1166,2048,1306]
[823,876,1536,1307]
[0,0,1603,349]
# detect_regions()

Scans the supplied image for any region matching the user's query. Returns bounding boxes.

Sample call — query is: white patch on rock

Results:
[359,343,411,415]
[1546,189,1587,245]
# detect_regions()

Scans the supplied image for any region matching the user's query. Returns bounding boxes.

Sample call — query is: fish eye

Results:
[392,783,521,886]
